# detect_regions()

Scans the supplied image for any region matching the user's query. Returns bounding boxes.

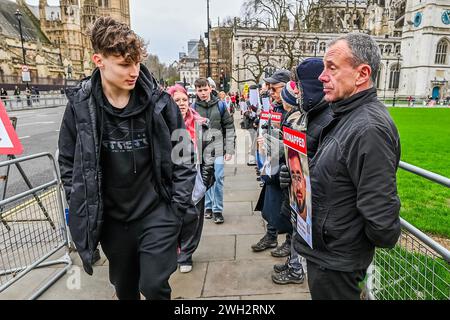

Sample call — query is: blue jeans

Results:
[205,156,224,213]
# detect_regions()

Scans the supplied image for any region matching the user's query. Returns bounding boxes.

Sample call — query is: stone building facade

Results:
[199,0,449,100]
[0,0,130,88]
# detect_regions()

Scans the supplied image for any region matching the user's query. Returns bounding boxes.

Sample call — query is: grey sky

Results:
[19,0,245,65]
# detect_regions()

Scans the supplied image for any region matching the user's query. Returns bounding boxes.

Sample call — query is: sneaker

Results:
[251,234,278,252]
[179,265,193,273]
[204,209,213,219]
[273,262,289,273]
[271,240,291,258]
[213,212,224,224]
[271,267,305,285]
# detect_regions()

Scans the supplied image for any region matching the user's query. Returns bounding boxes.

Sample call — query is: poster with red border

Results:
[283,126,312,249]
[0,100,23,155]
[270,112,283,129]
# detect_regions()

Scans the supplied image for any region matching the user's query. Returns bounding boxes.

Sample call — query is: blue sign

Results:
[442,10,450,25]
[414,12,422,27]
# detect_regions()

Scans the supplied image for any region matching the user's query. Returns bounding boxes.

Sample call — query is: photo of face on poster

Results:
[283,127,313,249]
[287,149,310,222]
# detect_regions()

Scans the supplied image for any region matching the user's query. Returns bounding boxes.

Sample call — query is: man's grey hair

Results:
[329,33,381,83]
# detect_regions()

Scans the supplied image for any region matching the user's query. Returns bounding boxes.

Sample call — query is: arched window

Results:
[307,42,315,52]
[435,39,448,64]
[266,40,274,51]
[389,64,400,89]
[385,45,392,55]
[242,39,253,50]
[319,42,326,52]
[299,41,306,52]
[395,45,401,54]
[379,45,384,55]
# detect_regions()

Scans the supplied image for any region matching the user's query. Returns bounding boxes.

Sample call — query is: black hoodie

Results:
[91,71,160,222]
[58,65,196,274]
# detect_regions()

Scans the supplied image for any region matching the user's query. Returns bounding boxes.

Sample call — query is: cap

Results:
[264,69,291,84]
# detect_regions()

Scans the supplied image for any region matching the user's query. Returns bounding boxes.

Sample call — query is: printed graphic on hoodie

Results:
[102,118,149,153]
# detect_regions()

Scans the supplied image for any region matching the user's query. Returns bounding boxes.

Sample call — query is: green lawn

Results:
[388,108,450,238]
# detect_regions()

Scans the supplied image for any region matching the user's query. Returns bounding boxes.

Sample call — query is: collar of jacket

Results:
[330,87,378,117]
[196,96,219,108]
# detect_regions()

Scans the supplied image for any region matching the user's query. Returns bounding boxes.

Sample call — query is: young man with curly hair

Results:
[58,17,196,300]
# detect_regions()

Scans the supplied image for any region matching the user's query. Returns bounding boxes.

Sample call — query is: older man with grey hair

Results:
[292,33,401,300]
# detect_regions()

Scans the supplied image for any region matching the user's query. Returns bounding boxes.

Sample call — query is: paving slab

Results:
[224,190,262,202]
[0,268,58,300]
[170,262,208,299]
[223,202,253,216]
[203,259,310,298]
[193,235,235,262]
[201,215,265,237]
[39,266,114,300]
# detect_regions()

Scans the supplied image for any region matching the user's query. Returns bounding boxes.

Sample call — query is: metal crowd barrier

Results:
[366,161,450,300]
[0,153,72,300]
[1,95,68,111]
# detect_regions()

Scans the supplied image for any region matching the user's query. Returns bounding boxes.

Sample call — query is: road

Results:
[2,106,65,198]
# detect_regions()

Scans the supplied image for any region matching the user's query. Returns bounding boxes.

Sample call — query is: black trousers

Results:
[100,201,181,300]
[178,198,205,265]
[307,260,367,300]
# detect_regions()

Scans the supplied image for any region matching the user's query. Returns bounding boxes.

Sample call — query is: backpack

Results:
[192,100,227,118]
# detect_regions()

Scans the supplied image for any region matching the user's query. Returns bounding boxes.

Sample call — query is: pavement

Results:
[0,115,311,300]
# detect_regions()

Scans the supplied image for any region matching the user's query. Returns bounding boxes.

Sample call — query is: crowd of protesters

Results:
[57,16,403,301]
[234,33,402,300]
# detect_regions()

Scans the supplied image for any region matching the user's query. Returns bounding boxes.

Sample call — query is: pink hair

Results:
[167,84,187,97]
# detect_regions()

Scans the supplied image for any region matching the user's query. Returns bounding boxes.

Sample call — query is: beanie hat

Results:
[281,81,299,108]
[296,58,325,112]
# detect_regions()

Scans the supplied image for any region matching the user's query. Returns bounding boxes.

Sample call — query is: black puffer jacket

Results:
[294,88,401,272]
[58,65,196,275]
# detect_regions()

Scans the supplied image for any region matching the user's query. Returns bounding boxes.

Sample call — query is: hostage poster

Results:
[283,127,313,249]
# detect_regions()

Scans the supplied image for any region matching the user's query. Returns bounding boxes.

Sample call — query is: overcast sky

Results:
[20,0,245,65]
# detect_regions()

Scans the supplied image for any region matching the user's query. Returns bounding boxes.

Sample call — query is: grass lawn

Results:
[388,108,450,238]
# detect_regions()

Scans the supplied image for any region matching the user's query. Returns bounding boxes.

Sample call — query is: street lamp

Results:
[206,0,211,77]
[314,36,319,57]
[392,54,401,107]
[383,59,389,103]
[15,9,29,89]
[236,56,240,93]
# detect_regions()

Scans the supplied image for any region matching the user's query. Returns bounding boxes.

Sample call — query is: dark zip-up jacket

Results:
[294,88,401,272]
[193,96,236,156]
[58,65,196,275]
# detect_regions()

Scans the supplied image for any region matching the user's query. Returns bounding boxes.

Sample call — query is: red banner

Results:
[283,127,307,156]
[260,111,270,121]
[270,112,282,124]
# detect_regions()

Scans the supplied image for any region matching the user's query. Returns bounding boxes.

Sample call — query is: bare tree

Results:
[232,36,281,85]
[239,0,332,71]
[143,54,180,85]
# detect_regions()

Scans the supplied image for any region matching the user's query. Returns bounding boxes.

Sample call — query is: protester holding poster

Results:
[252,69,292,259]
[276,59,332,285]
[292,34,401,300]
[283,128,312,247]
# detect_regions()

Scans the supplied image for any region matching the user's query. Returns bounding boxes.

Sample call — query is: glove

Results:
[279,164,291,190]
[201,164,215,189]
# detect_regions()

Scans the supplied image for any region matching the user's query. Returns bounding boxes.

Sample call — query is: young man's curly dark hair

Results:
[89,16,147,63]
